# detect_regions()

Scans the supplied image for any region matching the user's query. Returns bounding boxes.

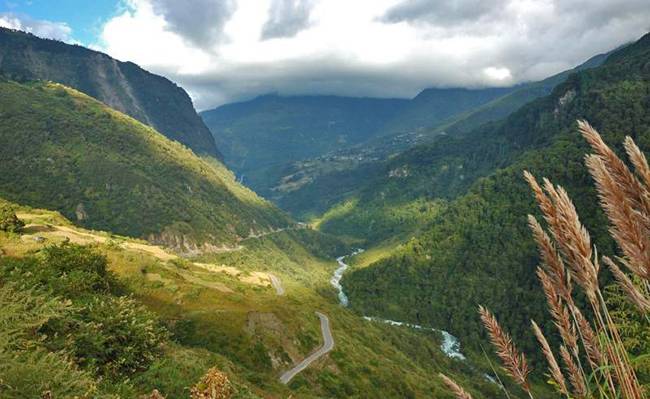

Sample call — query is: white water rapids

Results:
[331,251,465,360]
[330,251,363,306]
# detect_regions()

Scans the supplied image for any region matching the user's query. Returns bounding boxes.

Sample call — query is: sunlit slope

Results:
[0,200,515,398]
[0,79,290,249]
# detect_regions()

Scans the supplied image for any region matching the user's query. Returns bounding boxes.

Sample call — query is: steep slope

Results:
[0,79,289,250]
[343,32,650,356]
[0,27,219,157]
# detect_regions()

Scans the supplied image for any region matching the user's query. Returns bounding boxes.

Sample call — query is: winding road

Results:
[279,312,334,384]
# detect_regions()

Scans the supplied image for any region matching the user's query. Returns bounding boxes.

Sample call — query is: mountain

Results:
[438,50,611,136]
[341,32,650,358]
[272,51,609,220]
[377,86,514,137]
[201,94,411,194]
[0,78,289,251]
[201,88,513,198]
[0,27,220,158]
[0,47,508,396]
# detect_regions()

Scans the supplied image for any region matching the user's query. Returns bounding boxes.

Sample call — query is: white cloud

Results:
[98,0,212,74]
[95,0,650,110]
[483,67,512,81]
[0,12,72,42]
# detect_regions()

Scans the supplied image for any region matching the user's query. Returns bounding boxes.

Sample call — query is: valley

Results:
[0,7,649,399]
[1,199,505,398]
[332,252,466,362]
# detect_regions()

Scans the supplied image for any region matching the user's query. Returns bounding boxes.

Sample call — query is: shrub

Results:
[0,285,98,398]
[69,295,168,376]
[1,244,167,378]
[0,202,24,233]
[0,243,120,299]
[40,243,117,296]
[190,367,235,399]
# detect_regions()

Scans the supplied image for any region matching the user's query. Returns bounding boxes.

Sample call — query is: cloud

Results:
[98,0,213,73]
[261,0,314,40]
[381,0,507,27]
[93,0,650,110]
[147,0,236,46]
[0,12,72,41]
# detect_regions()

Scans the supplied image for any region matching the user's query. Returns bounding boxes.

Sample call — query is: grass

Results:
[445,123,650,398]
[0,201,511,398]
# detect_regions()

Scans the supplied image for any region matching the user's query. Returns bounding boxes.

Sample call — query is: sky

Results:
[1,0,649,110]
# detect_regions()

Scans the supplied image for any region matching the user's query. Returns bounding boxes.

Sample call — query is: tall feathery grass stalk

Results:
[442,120,650,398]
[479,306,534,398]
[439,373,474,399]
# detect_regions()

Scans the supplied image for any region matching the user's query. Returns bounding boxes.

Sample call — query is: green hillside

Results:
[0,79,289,249]
[342,32,650,360]
[0,27,220,158]
[0,198,523,398]
[378,87,514,137]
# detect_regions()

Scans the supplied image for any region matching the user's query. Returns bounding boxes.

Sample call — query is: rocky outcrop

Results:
[147,229,242,256]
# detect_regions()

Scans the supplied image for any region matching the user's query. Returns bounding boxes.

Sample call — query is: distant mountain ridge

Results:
[202,50,608,215]
[201,94,412,193]
[377,86,515,137]
[438,50,612,136]
[201,87,513,198]
[273,50,610,219]
[0,27,220,158]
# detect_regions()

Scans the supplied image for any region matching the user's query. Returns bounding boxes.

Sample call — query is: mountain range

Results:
[0,22,649,399]
[202,51,609,218]
[201,87,514,198]
[343,32,650,359]
[0,26,504,398]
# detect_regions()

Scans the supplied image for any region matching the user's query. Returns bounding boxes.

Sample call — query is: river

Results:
[331,250,465,360]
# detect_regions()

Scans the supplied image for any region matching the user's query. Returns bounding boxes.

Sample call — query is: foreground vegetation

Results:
[0,199,512,398]
[444,123,650,397]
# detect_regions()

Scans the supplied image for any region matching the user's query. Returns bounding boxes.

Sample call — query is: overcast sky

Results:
[2,0,650,110]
